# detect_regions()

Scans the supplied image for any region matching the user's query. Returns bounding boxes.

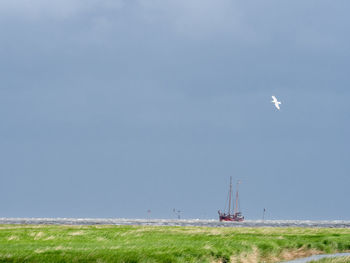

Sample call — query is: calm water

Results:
[282,253,350,263]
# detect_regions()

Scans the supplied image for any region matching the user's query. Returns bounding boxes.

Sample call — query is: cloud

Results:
[0,0,124,20]
[0,0,349,95]
[137,0,248,39]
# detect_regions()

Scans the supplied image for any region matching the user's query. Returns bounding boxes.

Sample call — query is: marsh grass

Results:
[0,225,349,262]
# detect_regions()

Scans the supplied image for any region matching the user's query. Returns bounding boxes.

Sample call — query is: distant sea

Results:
[0,218,349,228]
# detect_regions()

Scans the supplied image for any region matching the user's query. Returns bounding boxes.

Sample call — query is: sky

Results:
[0,0,349,220]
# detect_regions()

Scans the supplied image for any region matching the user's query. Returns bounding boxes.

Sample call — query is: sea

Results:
[0,218,349,228]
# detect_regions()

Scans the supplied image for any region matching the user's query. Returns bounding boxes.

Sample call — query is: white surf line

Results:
[281,253,350,263]
[0,218,350,228]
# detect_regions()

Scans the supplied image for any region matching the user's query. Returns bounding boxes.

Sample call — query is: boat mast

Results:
[228,176,232,215]
[235,180,241,214]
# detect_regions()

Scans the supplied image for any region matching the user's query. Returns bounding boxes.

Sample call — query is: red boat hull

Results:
[218,212,244,222]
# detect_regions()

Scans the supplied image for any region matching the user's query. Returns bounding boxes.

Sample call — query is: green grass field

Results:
[0,225,350,263]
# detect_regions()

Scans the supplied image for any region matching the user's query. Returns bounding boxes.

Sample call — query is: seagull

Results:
[271,96,281,110]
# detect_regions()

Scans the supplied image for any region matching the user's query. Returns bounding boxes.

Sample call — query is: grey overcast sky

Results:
[0,0,349,220]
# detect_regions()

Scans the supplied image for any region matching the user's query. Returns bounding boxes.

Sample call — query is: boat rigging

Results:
[218,177,244,222]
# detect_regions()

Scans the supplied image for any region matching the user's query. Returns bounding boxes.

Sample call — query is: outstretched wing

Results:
[271,96,277,102]
[275,103,280,110]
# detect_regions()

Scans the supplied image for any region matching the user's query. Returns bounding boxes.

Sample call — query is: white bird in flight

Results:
[271,96,281,110]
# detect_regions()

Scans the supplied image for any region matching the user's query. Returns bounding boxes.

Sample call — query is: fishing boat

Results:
[218,177,244,222]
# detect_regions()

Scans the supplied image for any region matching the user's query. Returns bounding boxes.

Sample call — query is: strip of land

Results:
[1,224,350,262]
